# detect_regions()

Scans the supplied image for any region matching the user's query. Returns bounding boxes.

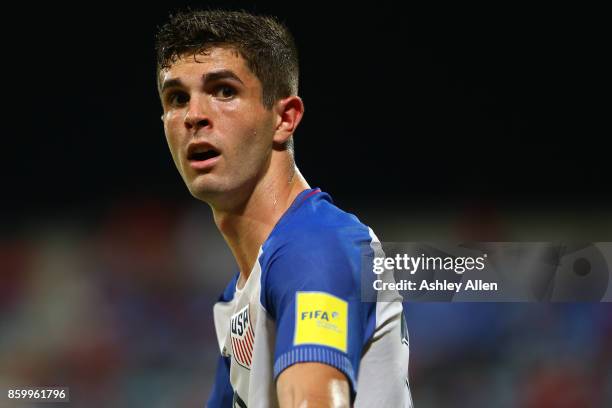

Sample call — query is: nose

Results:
[184,97,211,131]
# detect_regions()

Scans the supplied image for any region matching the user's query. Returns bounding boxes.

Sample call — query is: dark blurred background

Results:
[1,2,610,407]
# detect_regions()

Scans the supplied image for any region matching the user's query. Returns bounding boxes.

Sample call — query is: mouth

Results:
[186,143,221,171]
[188,149,220,162]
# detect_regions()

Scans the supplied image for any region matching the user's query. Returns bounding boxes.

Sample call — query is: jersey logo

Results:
[294,291,348,352]
[230,304,255,369]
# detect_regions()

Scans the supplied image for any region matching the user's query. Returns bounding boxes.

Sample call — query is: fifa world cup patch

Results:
[294,291,348,352]
[231,304,255,369]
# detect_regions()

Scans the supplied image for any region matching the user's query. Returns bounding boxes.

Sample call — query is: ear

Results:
[272,96,304,145]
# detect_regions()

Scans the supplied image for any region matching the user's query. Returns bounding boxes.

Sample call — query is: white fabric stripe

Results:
[245,328,253,348]
[367,227,404,328]
[242,336,251,365]
[244,332,252,364]
[237,335,247,365]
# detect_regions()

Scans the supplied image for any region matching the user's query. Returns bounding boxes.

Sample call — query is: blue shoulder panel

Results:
[258,188,378,395]
[206,355,233,408]
[206,272,239,407]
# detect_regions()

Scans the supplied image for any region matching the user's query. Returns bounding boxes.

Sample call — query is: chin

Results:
[188,177,256,210]
[189,183,222,202]
[187,176,230,201]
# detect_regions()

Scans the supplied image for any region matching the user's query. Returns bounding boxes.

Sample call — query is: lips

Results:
[186,142,221,170]
[189,149,219,161]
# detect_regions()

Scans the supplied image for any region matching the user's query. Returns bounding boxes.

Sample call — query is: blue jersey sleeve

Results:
[206,355,233,408]
[261,232,376,394]
[207,273,239,408]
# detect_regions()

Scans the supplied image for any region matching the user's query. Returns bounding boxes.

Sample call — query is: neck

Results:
[211,154,309,288]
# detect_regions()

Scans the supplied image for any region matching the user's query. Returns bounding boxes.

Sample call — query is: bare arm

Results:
[277,362,350,408]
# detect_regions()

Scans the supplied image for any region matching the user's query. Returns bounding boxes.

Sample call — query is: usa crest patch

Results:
[230,304,255,369]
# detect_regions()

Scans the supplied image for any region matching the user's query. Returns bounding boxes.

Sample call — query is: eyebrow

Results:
[203,69,245,85]
[160,78,184,93]
[160,69,244,94]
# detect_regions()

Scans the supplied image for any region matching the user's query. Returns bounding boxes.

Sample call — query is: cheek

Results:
[163,110,181,130]
[230,120,271,162]
[163,113,182,144]
[226,108,274,145]
[162,118,185,165]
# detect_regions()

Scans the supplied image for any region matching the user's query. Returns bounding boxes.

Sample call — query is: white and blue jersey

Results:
[207,188,412,407]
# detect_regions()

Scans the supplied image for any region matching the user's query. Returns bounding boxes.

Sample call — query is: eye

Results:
[166,91,189,107]
[214,85,237,100]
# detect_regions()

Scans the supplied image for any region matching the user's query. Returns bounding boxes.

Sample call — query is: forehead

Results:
[159,46,257,87]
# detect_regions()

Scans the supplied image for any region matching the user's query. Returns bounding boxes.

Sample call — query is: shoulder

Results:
[264,189,374,261]
[258,189,378,312]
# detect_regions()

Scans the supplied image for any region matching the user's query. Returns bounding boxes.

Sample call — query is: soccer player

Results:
[155,10,412,407]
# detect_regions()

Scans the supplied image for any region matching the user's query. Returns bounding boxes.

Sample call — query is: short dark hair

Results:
[155,9,299,109]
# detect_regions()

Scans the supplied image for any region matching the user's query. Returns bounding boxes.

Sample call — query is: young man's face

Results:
[159,47,277,205]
